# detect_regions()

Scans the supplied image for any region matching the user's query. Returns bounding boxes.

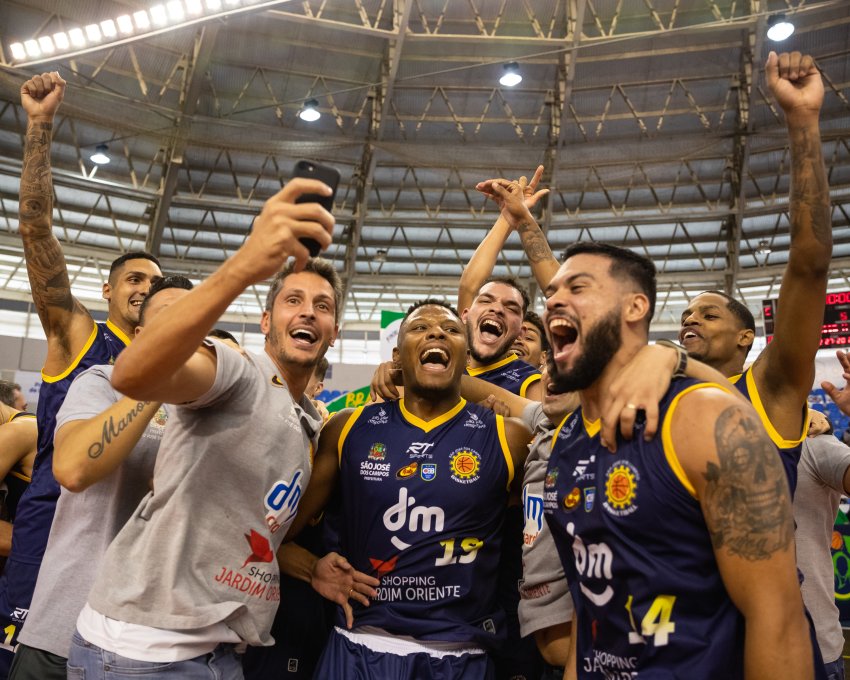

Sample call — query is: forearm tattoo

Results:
[789,124,831,248]
[88,401,151,459]
[20,121,52,225]
[702,406,794,561]
[516,218,554,264]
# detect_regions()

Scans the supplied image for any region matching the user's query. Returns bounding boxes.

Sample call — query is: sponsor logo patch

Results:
[396,462,419,479]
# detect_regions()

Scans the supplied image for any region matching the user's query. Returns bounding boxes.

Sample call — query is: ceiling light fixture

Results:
[90,144,111,165]
[375,248,388,263]
[499,62,523,87]
[766,13,795,41]
[298,98,321,122]
[7,0,290,67]
[756,239,772,257]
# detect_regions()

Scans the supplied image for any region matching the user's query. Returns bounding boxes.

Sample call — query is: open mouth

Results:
[548,317,578,362]
[680,329,701,344]
[419,346,450,372]
[290,327,318,348]
[130,299,144,309]
[478,318,504,343]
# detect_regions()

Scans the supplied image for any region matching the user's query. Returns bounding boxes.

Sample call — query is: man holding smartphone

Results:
[65,175,364,679]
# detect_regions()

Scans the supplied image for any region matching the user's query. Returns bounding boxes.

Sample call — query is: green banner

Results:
[326,385,370,413]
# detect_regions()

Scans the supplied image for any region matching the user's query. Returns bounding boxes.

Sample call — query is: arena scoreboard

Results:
[763,291,850,348]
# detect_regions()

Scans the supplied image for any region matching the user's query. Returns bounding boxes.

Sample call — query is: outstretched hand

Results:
[21,72,66,121]
[821,350,850,418]
[766,50,824,124]
[476,165,549,221]
[310,552,379,629]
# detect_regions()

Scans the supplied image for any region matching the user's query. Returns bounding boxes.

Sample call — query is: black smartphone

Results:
[292,159,340,257]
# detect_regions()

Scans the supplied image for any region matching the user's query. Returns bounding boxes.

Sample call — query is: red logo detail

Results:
[241,529,274,568]
[368,555,399,575]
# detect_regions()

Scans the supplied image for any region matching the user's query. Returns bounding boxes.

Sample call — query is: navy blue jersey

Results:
[2,412,35,522]
[545,378,746,679]
[467,353,541,397]
[730,367,806,496]
[337,399,513,647]
[0,320,128,671]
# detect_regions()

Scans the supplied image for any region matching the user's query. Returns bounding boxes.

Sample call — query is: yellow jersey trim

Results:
[661,382,733,499]
[8,470,30,483]
[551,412,573,451]
[337,406,366,465]
[42,323,99,383]
[496,414,514,490]
[741,369,807,449]
[466,353,518,377]
[105,319,133,347]
[399,398,467,433]
[582,414,601,438]
[519,373,542,398]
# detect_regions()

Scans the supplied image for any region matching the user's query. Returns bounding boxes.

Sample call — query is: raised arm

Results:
[477,176,559,292]
[19,73,95,376]
[111,178,335,402]
[753,51,830,439]
[676,388,812,680]
[460,166,548,311]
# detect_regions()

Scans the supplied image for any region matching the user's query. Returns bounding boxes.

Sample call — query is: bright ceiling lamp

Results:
[766,13,795,41]
[298,98,321,122]
[6,0,290,67]
[499,62,522,87]
[90,144,111,165]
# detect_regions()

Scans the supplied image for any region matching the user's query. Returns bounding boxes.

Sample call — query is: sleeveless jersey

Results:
[0,320,128,672]
[2,412,36,522]
[337,398,513,647]
[544,378,746,680]
[730,367,807,496]
[466,353,541,397]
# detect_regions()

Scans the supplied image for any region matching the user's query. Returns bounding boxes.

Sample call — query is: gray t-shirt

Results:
[87,342,321,647]
[794,433,850,664]
[517,402,574,637]
[19,365,166,658]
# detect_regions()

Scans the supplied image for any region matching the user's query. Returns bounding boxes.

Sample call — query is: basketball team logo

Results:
[153,406,168,428]
[369,443,386,461]
[450,448,481,484]
[603,461,639,517]
[421,463,437,481]
[544,468,558,488]
[395,462,418,479]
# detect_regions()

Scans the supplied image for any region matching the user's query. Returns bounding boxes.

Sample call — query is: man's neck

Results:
[706,354,744,379]
[579,338,645,422]
[106,315,135,343]
[403,387,462,421]
[264,345,312,402]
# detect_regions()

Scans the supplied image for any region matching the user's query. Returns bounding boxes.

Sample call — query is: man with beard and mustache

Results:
[288,299,532,679]
[542,241,816,679]
[65,180,373,680]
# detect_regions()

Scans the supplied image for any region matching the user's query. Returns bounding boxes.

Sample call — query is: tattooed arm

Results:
[478,177,560,292]
[673,387,813,680]
[20,72,95,375]
[52,368,161,491]
[752,51,831,442]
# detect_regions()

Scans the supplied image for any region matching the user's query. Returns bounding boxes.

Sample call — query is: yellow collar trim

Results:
[106,319,132,346]
[582,413,601,438]
[466,353,518,376]
[399,398,467,433]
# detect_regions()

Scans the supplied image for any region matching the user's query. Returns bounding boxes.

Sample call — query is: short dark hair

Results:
[208,328,239,345]
[524,310,550,353]
[314,357,329,382]
[562,242,656,327]
[138,275,194,326]
[109,252,161,282]
[404,298,461,323]
[0,381,20,408]
[480,276,530,315]
[700,290,756,334]
[264,258,342,322]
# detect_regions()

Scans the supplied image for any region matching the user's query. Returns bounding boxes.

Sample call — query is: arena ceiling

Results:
[0,0,849,331]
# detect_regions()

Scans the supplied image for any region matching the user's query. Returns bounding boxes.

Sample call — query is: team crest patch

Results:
[544,468,558,488]
[369,443,386,461]
[368,408,389,425]
[152,406,168,428]
[421,463,437,481]
[603,461,639,517]
[395,462,418,479]
[271,374,285,387]
[450,448,481,484]
[563,487,581,511]
[583,487,596,512]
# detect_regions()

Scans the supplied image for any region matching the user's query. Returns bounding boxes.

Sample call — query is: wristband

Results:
[654,339,688,379]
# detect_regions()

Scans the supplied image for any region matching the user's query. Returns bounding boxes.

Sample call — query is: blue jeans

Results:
[67,630,243,680]
[824,657,846,680]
